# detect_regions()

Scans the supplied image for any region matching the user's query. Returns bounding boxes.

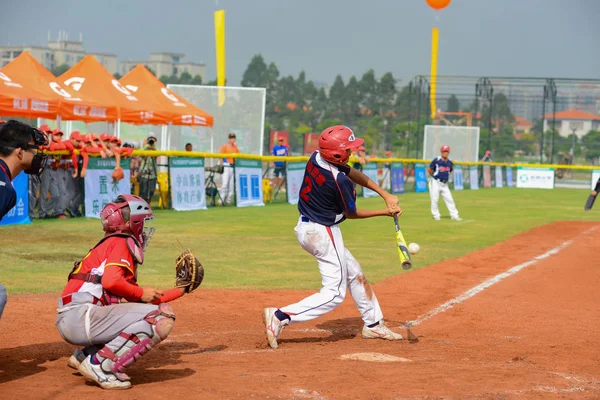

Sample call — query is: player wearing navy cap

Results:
[427,145,461,221]
[262,125,404,349]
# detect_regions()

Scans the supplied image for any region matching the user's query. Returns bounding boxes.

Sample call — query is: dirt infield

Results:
[1,221,599,399]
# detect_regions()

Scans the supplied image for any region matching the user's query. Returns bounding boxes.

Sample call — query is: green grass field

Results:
[1,188,597,294]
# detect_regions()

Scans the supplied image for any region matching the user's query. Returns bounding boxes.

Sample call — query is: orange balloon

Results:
[426,0,451,11]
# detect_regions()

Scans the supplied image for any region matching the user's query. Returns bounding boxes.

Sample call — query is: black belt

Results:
[301,216,310,222]
[435,178,448,183]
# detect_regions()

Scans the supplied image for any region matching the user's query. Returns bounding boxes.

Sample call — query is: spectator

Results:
[66,131,85,217]
[352,146,367,172]
[123,142,142,196]
[139,134,158,204]
[45,128,69,219]
[481,150,493,162]
[29,123,53,219]
[271,136,289,188]
[185,143,193,152]
[218,132,240,205]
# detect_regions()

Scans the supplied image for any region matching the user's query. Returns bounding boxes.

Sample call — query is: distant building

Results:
[514,115,533,138]
[543,109,600,138]
[120,52,206,81]
[0,31,117,74]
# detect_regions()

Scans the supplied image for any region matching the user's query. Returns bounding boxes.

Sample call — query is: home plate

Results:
[340,352,412,363]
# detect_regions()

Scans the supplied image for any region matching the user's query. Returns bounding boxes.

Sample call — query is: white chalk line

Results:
[404,225,599,328]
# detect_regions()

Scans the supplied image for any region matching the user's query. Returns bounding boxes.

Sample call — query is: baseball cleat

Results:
[78,356,131,390]
[67,349,86,370]
[263,307,288,349]
[451,217,463,221]
[362,321,403,341]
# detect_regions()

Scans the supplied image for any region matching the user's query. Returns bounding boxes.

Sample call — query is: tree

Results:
[159,75,170,85]
[190,75,203,85]
[359,69,378,114]
[241,54,268,87]
[327,75,345,118]
[582,130,600,163]
[446,94,460,112]
[113,72,122,80]
[51,64,70,77]
[179,72,192,85]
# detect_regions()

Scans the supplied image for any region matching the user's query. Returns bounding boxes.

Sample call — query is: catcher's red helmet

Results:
[318,125,364,165]
[100,194,155,250]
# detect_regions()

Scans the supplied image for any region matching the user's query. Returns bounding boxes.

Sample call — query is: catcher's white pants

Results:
[280,217,383,326]
[219,165,235,204]
[429,178,459,219]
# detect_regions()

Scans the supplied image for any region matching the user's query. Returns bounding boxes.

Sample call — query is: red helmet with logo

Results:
[318,125,364,165]
[441,145,450,152]
[100,194,155,250]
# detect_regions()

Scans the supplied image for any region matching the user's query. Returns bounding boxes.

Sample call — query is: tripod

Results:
[205,171,224,206]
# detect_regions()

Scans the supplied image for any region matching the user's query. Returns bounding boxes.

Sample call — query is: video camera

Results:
[205,165,224,174]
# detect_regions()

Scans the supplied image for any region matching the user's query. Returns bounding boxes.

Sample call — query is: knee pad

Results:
[145,303,176,341]
[99,303,176,373]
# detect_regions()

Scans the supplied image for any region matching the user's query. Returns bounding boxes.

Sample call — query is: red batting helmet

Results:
[100,194,155,250]
[318,125,364,165]
[441,145,450,152]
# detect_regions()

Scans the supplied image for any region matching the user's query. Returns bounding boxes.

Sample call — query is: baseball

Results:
[408,242,420,255]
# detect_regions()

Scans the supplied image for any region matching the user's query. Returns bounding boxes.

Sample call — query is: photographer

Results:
[139,134,158,204]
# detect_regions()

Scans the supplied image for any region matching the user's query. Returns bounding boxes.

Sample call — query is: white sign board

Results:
[286,162,306,205]
[516,167,555,189]
[169,157,207,211]
[495,166,503,188]
[84,158,131,218]
[591,170,600,190]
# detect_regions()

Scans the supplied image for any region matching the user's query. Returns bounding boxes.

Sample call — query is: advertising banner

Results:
[0,172,29,226]
[169,157,206,211]
[516,167,555,189]
[286,161,306,205]
[84,158,131,218]
[469,165,479,190]
[363,162,379,198]
[415,163,428,193]
[453,166,464,191]
[390,162,405,194]
[235,159,264,207]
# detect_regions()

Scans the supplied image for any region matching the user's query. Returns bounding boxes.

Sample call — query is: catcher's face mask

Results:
[141,217,156,251]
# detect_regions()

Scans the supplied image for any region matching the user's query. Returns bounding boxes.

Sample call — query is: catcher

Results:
[56,194,203,390]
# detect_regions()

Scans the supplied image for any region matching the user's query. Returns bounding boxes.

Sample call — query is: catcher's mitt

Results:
[175,249,204,293]
[112,166,124,183]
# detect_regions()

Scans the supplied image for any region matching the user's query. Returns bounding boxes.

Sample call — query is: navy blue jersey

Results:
[0,159,16,221]
[272,144,289,167]
[298,151,357,226]
[430,157,453,182]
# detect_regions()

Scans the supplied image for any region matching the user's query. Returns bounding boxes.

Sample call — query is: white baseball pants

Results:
[429,178,460,219]
[280,217,383,326]
[219,165,235,204]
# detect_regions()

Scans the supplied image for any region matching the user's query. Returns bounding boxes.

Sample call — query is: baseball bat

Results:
[393,213,412,270]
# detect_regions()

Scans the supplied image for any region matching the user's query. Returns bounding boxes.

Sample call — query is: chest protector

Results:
[67,233,144,305]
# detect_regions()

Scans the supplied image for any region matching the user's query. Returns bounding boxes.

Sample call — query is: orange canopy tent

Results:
[1,52,113,123]
[59,55,171,125]
[0,58,62,119]
[120,65,214,126]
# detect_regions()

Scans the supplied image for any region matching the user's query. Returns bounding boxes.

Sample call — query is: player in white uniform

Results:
[427,145,461,221]
[262,125,404,349]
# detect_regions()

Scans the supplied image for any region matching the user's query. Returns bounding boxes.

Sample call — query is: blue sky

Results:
[1,0,598,85]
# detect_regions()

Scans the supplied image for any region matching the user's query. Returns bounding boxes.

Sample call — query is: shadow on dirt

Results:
[278,317,363,345]
[0,340,226,385]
